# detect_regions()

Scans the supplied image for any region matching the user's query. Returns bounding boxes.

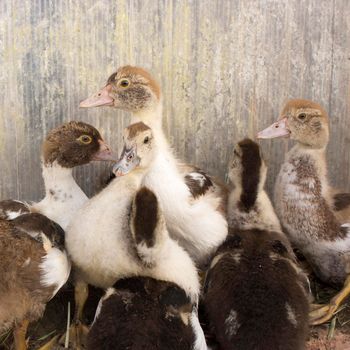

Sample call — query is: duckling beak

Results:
[93,140,117,161]
[257,117,290,139]
[112,146,140,177]
[79,84,114,108]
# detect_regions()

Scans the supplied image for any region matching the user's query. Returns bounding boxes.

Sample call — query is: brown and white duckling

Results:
[87,187,206,350]
[203,139,309,350]
[258,99,350,324]
[79,65,228,212]
[0,121,114,229]
[0,213,69,350]
[0,122,113,348]
[113,122,228,267]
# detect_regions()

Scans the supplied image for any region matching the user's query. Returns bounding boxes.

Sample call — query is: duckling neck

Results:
[33,161,88,229]
[131,100,163,132]
[228,185,281,232]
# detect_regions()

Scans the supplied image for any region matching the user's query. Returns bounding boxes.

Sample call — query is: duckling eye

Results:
[119,79,130,88]
[127,154,134,161]
[78,135,92,144]
[144,136,149,144]
[298,113,306,121]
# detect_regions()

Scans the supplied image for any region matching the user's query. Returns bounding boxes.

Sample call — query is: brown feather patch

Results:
[126,122,151,139]
[184,171,213,198]
[333,192,350,211]
[133,187,159,248]
[238,139,262,212]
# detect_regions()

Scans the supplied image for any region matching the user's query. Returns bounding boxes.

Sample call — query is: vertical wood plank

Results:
[0,0,349,201]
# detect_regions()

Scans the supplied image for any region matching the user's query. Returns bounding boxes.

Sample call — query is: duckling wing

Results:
[333,192,350,224]
[0,220,54,301]
[0,199,30,220]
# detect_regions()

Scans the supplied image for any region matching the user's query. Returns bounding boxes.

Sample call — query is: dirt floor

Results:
[1,273,350,350]
[306,275,350,350]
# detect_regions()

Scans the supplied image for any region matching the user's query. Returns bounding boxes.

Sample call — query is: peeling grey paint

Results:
[0,0,349,201]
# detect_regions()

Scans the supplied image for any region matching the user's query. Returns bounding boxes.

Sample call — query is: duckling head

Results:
[79,65,161,113]
[113,122,155,176]
[42,121,115,168]
[228,138,267,211]
[257,99,329,149]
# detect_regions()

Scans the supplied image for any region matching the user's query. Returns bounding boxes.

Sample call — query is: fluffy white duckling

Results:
[87,187,206,350]
[203,139,309,350]
[113,122,228,267]
[258,99,350,324]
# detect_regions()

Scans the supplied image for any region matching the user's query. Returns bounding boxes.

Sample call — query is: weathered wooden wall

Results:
[1,0,349,201]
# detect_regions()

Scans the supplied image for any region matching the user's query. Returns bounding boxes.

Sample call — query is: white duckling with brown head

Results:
[0,121,114,230]
[113,121,228,267]
[258,99,350,325]
[80,65,228,214]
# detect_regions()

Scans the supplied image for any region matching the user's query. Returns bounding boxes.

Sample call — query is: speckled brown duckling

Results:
[203,139,309,350]
[87,187,206,350]
[0,213,70,350]
[258,99,350,325]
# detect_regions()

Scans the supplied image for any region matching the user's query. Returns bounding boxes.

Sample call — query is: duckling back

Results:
[203,139,309,350]
[204,229,309,350]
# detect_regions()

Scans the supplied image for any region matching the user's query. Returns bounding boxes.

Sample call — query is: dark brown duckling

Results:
[203,139,309,350]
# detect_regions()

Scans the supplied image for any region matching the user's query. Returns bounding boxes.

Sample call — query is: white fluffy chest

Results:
[65,175,142,288]
[143,156,227,264]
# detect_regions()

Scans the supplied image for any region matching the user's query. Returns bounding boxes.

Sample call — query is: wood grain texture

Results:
[0,0,349,201]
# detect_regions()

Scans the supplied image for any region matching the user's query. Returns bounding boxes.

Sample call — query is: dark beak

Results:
[112,146,140,176]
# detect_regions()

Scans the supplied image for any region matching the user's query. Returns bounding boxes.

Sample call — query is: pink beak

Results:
[93,140,117,161]
[79,84,114,108]
[257,117,290,139]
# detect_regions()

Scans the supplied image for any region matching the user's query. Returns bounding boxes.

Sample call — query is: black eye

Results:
[119,79,130,88]
[144,136,149,144]
[298,113,306,120]
[127,154,134,161]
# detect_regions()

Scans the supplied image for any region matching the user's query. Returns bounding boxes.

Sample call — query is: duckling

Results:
[203,139,309,350]
[0,213,70,350]
[0,121,114,230]
[257,99,350,324]
[113,122,228,267]
[79,65,228,211]
[0,122,113,349]
[87,187,206,350]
